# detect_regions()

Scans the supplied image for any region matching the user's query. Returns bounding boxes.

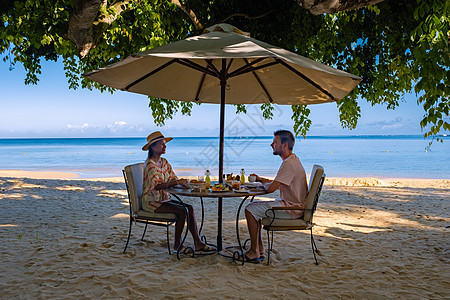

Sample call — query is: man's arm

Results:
[251,173,281,193]
[263,180,281,193]
[252,174,271,184]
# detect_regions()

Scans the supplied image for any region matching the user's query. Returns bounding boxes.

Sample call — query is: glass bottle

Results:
[205,170,211,188]
[240,168,245,185]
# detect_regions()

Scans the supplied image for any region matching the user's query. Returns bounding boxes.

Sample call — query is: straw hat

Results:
[142,131,173,151]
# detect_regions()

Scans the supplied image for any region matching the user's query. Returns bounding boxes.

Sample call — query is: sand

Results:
[0,172,448,299]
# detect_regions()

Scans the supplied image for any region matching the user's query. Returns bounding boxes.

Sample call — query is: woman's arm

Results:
[154,179,188,190]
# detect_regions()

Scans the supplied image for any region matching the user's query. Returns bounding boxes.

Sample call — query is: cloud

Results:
[62,121,151,136]
[114,121,127,126]
[366,117,404,129]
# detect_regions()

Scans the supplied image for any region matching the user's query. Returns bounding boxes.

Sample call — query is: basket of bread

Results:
[188,179,207,192]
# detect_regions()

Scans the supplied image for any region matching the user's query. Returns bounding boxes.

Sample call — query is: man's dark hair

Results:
[274,130,295,150]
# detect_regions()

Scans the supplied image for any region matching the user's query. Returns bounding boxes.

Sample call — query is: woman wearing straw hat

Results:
[142,131,215,253]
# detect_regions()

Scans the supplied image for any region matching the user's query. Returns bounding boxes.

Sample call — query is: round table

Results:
[167,185,268,253]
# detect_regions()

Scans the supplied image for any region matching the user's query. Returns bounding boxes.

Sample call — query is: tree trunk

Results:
[66,0,104,58]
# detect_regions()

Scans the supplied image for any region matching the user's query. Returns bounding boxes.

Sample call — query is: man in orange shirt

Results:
[244,130,308,262]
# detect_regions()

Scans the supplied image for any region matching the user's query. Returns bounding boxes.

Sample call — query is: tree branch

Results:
[219,8,279,23]
[170,0,203,31]
[94,0,132,26]
[297,0,385,15]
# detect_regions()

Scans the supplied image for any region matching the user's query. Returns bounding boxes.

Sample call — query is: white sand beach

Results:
[0,171,448,299]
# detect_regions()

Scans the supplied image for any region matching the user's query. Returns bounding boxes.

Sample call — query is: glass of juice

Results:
[231,181,240,190]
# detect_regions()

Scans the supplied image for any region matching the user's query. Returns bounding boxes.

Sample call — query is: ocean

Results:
[0,136,448,179]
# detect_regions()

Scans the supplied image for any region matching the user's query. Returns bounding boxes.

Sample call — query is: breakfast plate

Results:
[210,189,230,193]
[245,182,262,188]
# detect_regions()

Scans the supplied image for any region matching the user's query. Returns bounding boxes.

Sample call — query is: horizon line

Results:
[0,134,444,140]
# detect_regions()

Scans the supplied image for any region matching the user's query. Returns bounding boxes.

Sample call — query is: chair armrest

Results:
[270,206,305,211]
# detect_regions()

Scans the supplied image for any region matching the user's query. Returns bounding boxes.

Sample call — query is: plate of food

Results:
[234,187,248,193]
[210,183,230,192]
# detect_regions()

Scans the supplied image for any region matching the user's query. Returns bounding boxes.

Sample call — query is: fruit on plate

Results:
[211,183,229,191]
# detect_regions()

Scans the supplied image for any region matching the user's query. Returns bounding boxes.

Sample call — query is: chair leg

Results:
[310,228,319,265]
[123,217,133,254]
[166,223,172,255]
[266,230,274,265]
[141,221,148,241]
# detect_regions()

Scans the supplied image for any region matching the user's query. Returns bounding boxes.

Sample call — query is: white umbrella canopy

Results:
[85,23,361,105]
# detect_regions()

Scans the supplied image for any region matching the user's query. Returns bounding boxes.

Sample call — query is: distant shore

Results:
[0,169,449,181]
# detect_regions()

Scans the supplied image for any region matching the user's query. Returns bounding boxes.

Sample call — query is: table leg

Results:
[199,197,216,248]
[199,197,204,235]
[217,196,223,251]
[234,195,254,264]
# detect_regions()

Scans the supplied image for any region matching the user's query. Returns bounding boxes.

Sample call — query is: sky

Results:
[0,59,429,138]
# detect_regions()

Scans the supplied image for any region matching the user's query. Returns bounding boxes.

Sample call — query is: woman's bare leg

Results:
[155,202,186,250]
[156,201,209,251]
[185,204,208,250]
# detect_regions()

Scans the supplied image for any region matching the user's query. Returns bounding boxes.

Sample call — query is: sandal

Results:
[237,254,263,264]
[173,245,187,254]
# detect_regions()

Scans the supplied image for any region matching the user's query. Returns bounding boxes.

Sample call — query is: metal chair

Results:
[122,163,188,257]
[262,164,326,265]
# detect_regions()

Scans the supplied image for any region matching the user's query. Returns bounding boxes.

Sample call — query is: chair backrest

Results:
[123,163,145,214]
[303,164,325,223]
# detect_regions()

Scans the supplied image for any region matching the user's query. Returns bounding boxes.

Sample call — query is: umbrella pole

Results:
[219,80,225,183]
[217,59,227,251]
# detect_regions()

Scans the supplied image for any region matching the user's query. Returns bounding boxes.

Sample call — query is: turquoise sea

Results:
[0,135,448,179]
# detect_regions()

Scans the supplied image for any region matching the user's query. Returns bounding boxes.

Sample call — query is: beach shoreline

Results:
[0,169,449,181]
[0,173,448,298]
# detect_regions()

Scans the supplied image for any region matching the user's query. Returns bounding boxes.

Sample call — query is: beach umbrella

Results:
[84,23,361,250]
[84,23,361,182]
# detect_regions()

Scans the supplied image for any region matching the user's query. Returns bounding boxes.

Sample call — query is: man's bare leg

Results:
[244,209,261,260]
[258,220,265,257]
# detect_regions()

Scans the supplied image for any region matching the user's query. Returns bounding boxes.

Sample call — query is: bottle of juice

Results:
[205,170,211,188]
[240,168,245,185]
